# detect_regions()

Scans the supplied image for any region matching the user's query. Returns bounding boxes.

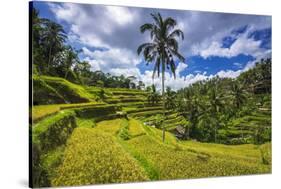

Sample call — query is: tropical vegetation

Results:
[30,7,272,188]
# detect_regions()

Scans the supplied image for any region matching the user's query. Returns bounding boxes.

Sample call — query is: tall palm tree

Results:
[208,85,224,142]
[41,20,67,73]
[63,46,80,79]
[137,13,185,142]
[231,82,247,109]
[165,86,176,110]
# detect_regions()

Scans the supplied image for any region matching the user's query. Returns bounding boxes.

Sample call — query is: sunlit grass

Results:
[52,128,148,186]
[32,102,104,123]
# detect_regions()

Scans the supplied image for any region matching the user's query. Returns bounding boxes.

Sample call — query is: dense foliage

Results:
[175,59,271,144]
[32,8,145,89]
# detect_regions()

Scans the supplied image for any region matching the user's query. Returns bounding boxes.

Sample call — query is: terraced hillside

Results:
[218,96,271,144]
[31,76,271,187]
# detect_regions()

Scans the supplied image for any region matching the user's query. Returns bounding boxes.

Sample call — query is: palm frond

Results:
[168,29,184,40]
[170,58,176,79]
[170,49,185,62]
[167,38,179,51]
[152,57,161,79]
[164,17,177,31]
[150,13,161,27]
[137,43,155,55]
[140,23,154,33]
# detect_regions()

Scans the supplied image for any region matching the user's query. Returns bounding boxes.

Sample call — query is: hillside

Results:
[31,75,271,187]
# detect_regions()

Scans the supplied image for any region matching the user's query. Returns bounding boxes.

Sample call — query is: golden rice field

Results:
[52,127,149,186]
[49,117,271,186]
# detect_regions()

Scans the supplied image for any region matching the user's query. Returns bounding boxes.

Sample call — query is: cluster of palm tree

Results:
[175,77,246,142]
[165,87,177,110]
[146,84,161,105]
[32,8,88,82]
[175,57,271,143]
[32,8,146,89]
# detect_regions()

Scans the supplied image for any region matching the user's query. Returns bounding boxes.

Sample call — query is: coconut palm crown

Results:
[137,12,185,84]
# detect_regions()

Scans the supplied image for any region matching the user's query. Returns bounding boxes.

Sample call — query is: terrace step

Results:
[163,116,184,125]
[111,91,148,96]
[129,110,166,118]
[126,106,163,114]
[105,98,145,104]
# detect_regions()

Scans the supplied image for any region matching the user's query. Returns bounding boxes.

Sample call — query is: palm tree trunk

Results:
[215,125,217,142]
[47,45,52,73]
[64,69,69,79]
[162,61,166,142]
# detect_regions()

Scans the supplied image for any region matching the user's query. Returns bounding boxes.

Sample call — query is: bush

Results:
[118,120,131,140]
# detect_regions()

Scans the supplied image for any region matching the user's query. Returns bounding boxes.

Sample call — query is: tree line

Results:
[161,59,271,144]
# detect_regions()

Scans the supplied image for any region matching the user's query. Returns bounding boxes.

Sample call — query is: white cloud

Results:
[233,62,243,68]
[82,47,141,78]
[49,3,139,48]
[216,70,242,78]
[140,58,262,91]
[45,2,271,91]
[192,31,265,59]
[176,62,188,75]
[105,6,136,26]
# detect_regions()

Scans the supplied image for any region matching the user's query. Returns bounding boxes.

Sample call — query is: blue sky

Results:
[32,1,271,90]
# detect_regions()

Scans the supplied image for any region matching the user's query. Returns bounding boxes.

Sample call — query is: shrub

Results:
[118,120,131,140]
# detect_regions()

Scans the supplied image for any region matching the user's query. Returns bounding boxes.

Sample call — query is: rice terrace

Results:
[30,1,272,188]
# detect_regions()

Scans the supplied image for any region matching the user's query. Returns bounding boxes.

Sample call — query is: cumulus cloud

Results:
[140,58,261,91]
[192,26,271,59]
[176,62,188,75]
[49,2,141,48]
[43,2,271,91]
[82,47,141,78]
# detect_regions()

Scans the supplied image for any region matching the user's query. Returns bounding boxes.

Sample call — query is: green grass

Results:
[31,76,271,186]
[33,75,98,105]
[129,110,165,118]
[260,142,272,165]
[76,118,95,128]
[126,134,269,180]
[128,119,146,137]
[126,106,163,114]
[39,76,96,102]
[179,140,262,163]
[94,118,125,135]
[32,102,104,123]
[52,128,148,186]
[32,110,77,152]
